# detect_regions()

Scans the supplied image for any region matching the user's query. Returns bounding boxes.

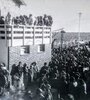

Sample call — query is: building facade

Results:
[0,24,52,71]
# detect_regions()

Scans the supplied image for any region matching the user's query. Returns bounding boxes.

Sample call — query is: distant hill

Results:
[52,32,90,42]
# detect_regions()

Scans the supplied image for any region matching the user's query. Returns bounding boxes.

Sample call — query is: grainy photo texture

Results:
[0,0,90,100]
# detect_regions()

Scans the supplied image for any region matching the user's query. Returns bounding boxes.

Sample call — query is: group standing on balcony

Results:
[0,12,53,27]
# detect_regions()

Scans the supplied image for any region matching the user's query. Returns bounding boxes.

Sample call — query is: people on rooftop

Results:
[0,12,53,26]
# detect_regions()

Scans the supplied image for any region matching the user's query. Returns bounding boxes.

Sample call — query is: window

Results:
[20,46,30,55]
[38,44,45,52]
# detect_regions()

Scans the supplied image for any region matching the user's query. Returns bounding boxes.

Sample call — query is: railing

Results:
[0,24,52,46]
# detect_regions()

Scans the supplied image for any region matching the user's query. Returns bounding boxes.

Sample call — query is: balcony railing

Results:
[0,24,52,46]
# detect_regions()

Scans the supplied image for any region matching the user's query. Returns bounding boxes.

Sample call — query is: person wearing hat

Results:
[0,63,9,86]
[0,16,5,24]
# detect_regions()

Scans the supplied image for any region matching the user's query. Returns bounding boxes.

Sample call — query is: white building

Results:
[0,24,52,70]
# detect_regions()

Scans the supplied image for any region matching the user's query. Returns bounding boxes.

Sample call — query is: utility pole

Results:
[61,29,65,50]
[0,9,1,17]
[78,12,82,48]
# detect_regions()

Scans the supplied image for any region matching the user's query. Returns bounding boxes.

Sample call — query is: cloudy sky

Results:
[0,0,90,32]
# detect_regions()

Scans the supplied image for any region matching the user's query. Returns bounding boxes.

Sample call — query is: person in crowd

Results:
[0,63,9,89]
[77,79,87,100]
[86,71,90,99]
[43,14,48,26]
[0,16,5,24]
[40,62,49,76]
[28,14,33,25]
[59,75,68,99]
[17,61,23,89]
[10,64,17,86]
[65,94,74,100]
[5,12,12,25]
[13,72,20,91]
[38,16,44,26]
[11,62,23,90]
[35,88,45,100]
[47,15,53,26]
[68,76,78,100]
[29,62,39,82]
[23,63,29,90]
[33,62,39,81]
[45,89,53,100]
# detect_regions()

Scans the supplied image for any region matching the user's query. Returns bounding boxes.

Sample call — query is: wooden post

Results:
[33,26,35,45]
[42,26,44,44]
[23,26,25,45]
[50,27,52,44]
[5,24,7,46]
[11,25,13,46]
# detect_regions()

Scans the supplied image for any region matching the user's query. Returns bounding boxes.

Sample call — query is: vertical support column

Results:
[23,26,25,45]
[7,47,9,70]
[50,27,52,44]
[33,26,35,45]
[11,25,13,46]
[5,24,7,46]
[42,26,44,44]
[0,9,1,17]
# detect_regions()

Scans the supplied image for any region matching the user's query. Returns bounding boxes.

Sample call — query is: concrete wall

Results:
[0,40,8,67]
[9,44,51,71]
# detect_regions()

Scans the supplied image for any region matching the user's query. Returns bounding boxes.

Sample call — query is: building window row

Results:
[20,44,45,55]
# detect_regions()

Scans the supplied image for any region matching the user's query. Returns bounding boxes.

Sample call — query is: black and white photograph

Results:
[0,0,90,100]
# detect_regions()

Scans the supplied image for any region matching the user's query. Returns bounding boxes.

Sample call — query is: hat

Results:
[28,90,32,95]
[0,63,4,68]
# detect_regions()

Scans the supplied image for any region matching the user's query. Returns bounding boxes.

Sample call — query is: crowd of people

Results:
[50,43,90,100]
[0,61,53,100]
[1,43,90,100]
[0,12,53,26]
[10,62,39,90]
[10,61,54,100]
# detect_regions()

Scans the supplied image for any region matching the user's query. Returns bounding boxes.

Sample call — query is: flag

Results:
[12,0,26,7]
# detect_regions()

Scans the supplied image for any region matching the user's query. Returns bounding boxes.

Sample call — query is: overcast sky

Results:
[0,0,90,32]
